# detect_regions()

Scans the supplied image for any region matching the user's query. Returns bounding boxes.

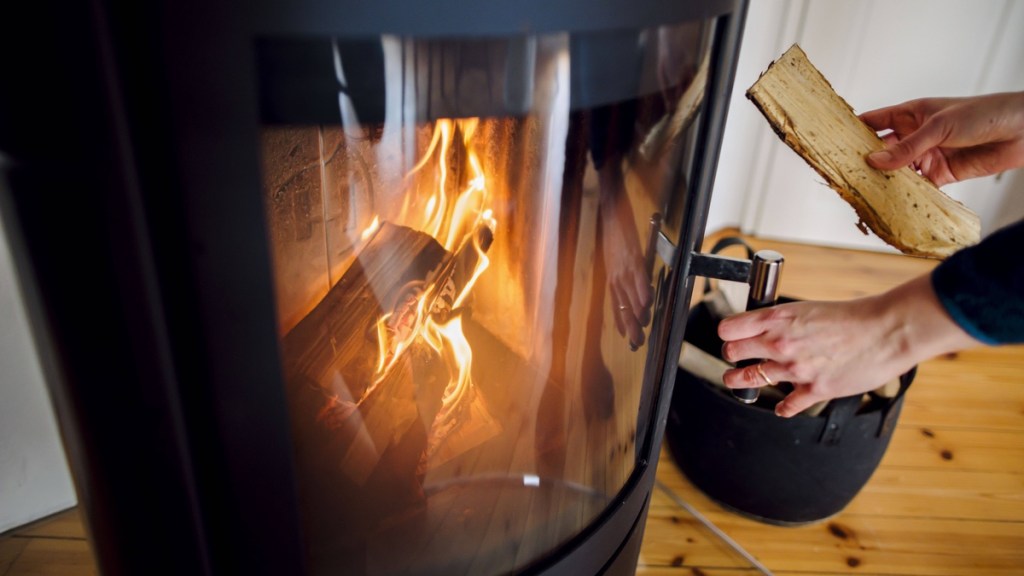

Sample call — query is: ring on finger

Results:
[755,362,774,386]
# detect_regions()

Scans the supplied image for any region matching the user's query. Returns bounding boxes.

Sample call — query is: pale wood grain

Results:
[1,509,95,576]
[658,460,1024,524]
[642,490,754,571]
[0,537,30,575]
[3,539,97,576]
[7,509,88,540]
[644,511,1024,575]
[883,425,1024,473]
[849,468,1024,521]
[642,563,1024,576]
[901,350,1024,432]
[747,45,980,259]
[648,452,1024,575]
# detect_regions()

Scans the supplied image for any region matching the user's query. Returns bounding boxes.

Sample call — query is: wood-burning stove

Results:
[0,0,748,574]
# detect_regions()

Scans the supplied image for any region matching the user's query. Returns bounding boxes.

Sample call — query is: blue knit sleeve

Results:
[930,220,1024,345]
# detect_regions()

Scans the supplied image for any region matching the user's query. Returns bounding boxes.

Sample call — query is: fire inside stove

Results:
[257,27,711,575]
[349,118,499,473]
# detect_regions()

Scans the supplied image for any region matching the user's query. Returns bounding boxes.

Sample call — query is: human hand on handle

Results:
[718,276,979,417]
[861,91,1024,186]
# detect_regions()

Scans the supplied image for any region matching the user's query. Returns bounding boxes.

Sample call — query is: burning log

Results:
[282,219,499,487]
[281,221,448,401]
[747,44,980,259]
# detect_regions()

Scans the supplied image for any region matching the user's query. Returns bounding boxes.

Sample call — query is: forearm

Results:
[718,270,981,417]
[877,274,980,368]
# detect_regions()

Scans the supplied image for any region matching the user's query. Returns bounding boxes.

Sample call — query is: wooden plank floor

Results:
[0,508,96,576]
[2,232,1022,576]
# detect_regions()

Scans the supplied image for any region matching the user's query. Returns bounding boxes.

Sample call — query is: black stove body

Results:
[1,1,747,574]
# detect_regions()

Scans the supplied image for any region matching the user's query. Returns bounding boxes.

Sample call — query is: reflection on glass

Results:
[256,21,713,575]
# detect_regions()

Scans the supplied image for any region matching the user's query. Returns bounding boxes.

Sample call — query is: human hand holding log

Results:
[862,91,1024,186]
[746,44,982,259]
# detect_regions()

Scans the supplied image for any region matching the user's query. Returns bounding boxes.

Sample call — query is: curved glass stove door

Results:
[256,20,715,575]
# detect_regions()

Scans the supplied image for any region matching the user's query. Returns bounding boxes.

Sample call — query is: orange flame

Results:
[428,316,473,413]
[361,216,381,242]
[359,119,495,412]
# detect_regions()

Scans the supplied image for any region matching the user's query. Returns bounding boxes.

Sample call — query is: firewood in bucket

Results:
[680,343,846,416]
[703,284,737,320]
[679,342,730,388]
[747,44,980,259]
[680,340,906,418]
[679,343,786,405]
[871,377,901,399]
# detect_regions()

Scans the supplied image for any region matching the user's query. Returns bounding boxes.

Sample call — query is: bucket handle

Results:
[701,236,755,297]
[819,371,913,445]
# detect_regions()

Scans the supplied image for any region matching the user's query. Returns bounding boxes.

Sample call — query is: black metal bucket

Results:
[665,292,914,526]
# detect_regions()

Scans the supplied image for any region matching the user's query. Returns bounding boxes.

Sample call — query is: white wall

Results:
[0,208,77,533]
[708,0,803,234]
[710,0,1024,249]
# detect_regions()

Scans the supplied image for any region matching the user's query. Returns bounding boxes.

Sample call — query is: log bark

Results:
[282,220,499,485]
[281,221,450,485]
[281,221,448,402]
[747,44,980,259]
